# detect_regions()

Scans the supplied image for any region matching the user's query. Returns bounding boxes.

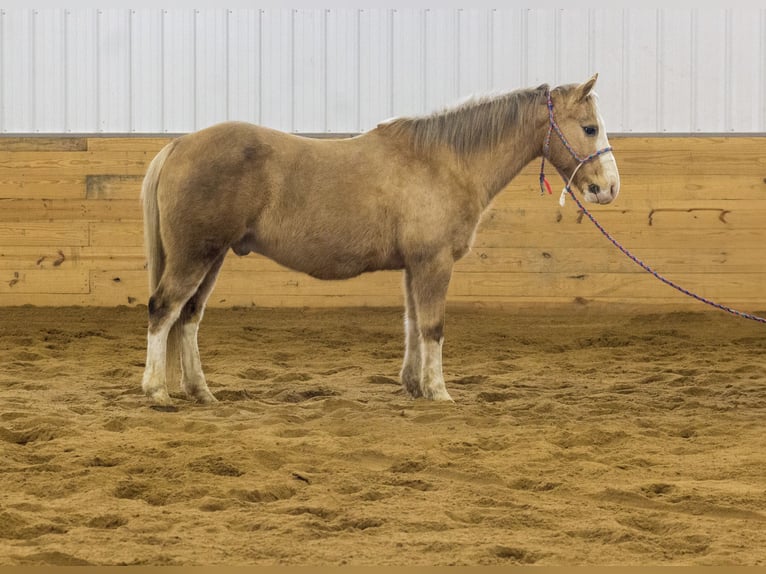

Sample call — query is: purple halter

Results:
[539,89,613,196]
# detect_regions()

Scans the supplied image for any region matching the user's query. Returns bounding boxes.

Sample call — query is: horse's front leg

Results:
[400,269,423,398]
[405,252,454,401]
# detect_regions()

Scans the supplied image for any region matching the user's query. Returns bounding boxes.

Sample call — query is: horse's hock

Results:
[0,135,764,310]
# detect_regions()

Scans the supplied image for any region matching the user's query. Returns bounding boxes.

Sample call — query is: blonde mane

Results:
[378,84,549,157]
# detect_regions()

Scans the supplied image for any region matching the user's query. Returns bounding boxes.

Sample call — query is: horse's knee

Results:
[420,322,444,343]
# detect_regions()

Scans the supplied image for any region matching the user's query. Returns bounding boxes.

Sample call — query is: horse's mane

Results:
[378,84,549,157]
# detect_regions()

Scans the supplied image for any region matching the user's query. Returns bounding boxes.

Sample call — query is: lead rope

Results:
[540,90,765,323]
[558,178,766,324]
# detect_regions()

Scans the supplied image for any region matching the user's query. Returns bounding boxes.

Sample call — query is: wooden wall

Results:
[1,135,764,310]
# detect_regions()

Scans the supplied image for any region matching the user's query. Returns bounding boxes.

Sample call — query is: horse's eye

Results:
[583,125,598,137]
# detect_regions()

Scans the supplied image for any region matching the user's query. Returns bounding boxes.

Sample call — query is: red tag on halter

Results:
[542,176,552,195]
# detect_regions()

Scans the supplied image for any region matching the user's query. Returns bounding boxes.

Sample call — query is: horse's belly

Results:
[246,239,402,280]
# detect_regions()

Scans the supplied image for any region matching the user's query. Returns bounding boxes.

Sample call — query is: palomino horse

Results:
[140,74,620,405]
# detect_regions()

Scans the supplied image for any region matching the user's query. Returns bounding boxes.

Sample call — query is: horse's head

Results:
[543,74,620,205]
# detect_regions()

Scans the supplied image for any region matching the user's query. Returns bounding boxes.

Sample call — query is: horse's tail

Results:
[141,141,182,384]
[141,141,175,294]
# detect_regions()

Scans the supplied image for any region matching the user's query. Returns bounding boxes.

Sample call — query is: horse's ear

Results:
[575,73,598,102]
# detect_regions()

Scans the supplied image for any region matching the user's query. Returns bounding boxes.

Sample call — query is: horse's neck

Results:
[470,124,546,209]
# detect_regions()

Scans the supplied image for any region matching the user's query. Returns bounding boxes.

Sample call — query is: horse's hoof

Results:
[403,386,423,399]
[182,387,218,404]
[147,389,173,406]
[195,391,218,404]
[423,388,454,402]
[400,372,423,398]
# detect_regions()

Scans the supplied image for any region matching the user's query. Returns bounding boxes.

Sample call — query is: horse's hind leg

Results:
[405,252,454,401]
[141,266,210,405]
[176,254,226,403]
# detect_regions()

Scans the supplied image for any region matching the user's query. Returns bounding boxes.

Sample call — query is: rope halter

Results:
[539,89,613,206]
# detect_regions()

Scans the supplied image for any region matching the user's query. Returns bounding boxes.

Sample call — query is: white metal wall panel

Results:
[195,9,229,130]
[34,10,65,133]
[491,9,524,95]
[625,9,659,132]
[227,9,260,126]
[728,10,762,133]
[457,10,490,97]
[293,9,324,133]
[358,9,392,129]
[1,8,764,134]
[1,10,34,132]
[98,9,131,133]
[558,10,591,85]
[392,9,425,118]
[525,9,557,87]
[162,9,195,133]
[260,9,292,132]
[424,9,458,113]
[65,9,98,132]
[326,9,359,133]
[131,9,163,133]
[693,10,727,133]
[658,10,692,132]
[589,10,626,132]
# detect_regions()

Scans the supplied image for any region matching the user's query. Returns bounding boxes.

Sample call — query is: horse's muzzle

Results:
[584,181,620,204]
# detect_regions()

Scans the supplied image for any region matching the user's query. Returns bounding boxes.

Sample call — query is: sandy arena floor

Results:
[0,305,764,566]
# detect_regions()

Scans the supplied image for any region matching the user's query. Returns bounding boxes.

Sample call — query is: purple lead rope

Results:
[562,185,766,324]
[541,87,764,324]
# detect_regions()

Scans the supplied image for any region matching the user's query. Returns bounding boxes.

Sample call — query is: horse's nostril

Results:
[588,183,600,195]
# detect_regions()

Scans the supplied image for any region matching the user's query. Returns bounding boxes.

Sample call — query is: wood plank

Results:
[85,220,766,255]
[83,204,766,250]
[0,178,86,199]
[0,246,78,270]
[473,227,764,250]
[608,151,765,176]
[0,199,142,221]
[456,247,766,274]
[0,222,89,247]
[2,290,764,310]
[222,247,766,275]
[7,225,762,285]
[482,202,766,231]
[87,137,173,152]
[611,136,766,153]
[76,135,766,155]
[86,175,143,200]
[0,138,760,182]
[3,197,765,230]
[501,173,766,201]
[0,269,89,294]
[6,244,761,277]
[91,269,404,300]
[518,139,766,176]
[90,268,766,305]
[0,151,152,177]
[0,137,88,152]
[0,291,405,308]
[88,273,407,308]
[447,271,766,300]
[88,221,143,247]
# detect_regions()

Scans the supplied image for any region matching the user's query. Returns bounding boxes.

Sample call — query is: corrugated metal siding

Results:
[0,7,764,134]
